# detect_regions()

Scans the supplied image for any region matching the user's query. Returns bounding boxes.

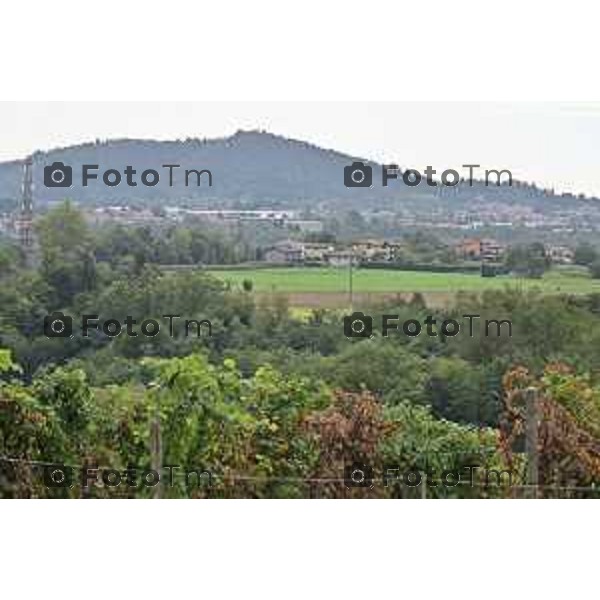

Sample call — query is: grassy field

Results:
[209,266,600,295]
[205,266,600,309]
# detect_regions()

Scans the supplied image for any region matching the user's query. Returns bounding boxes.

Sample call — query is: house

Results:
[303,243,334,262]
[480,238,505,262]
[456,238,505,261]
[165,208,295,224]
[456,238,483,259]
[325,251,355,267]
[547,245,574,265]
[352,239,382,261]
[352,239,404,262]
[264,240,305,264]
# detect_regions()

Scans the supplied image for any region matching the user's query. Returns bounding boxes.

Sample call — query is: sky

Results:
[1,101,599,197]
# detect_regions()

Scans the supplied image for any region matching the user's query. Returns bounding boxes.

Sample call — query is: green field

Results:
[208,266,600,295]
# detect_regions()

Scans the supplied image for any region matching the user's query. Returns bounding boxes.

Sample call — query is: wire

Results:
[2,454,600,492]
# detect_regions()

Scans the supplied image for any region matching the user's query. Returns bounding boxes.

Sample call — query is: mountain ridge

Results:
[0,130,595,212]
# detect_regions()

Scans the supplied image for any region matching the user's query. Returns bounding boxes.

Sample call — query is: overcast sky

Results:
[1,101,599,197]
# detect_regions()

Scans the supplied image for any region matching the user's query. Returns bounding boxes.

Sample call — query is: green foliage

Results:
[3,204,600,498]
[141,354,331,497]
[541,368,600,440]
[94,222,259,269]
[0,241,21,278]
[0,349,19,374]
[381,402,507,498]
[505,242,550,279]
[574,242,598,266]
[36,201,97,306]
[33,367,93,450]
[313,340,428,406]
[589,258,600,279]
[424,357,492,425]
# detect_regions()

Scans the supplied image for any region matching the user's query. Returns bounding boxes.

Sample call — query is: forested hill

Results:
[0,130,595,210]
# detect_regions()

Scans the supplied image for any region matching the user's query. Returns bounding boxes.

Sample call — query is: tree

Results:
[424,357,495,425]
[308,341,428,406]
[505,242,549,278]
[303,231,336,244]
[589,258,600,279]
[0,243,21,279]
[574,243,598,266]
[36,201,97,307]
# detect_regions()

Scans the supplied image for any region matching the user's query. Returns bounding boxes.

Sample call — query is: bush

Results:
[589,259,600,279]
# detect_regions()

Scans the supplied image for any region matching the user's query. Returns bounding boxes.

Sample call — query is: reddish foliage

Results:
[303,390,396,498]
[499,365,600,494]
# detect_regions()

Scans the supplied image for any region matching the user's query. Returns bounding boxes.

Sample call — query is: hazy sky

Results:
[1,101,599,196]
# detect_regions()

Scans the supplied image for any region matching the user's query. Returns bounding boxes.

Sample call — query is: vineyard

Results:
[2,347,599,498]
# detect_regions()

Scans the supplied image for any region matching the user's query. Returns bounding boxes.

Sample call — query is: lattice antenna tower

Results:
[19,155,34,252]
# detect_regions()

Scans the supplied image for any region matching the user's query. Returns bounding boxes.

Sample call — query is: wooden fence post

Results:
[525,387,539,499]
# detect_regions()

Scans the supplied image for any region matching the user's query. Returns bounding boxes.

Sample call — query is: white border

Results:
[2,0,600,100]
[2,1,600,597]
[1,501,596,598]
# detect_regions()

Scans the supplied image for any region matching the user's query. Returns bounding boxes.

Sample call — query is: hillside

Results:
[0,130,596,213]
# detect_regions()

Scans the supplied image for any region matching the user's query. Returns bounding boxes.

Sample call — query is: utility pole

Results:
[525,387,539,499]
[150,416,163,499]
[149,381,163,499]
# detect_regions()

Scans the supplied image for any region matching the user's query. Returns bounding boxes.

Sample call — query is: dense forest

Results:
[1,202,600,497]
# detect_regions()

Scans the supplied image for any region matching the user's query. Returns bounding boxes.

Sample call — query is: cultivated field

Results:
[208,266,600,308]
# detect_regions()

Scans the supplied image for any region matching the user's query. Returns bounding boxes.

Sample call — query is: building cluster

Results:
[76,202,600,234]
[89,206,164,226]
[0,201,579,269]
[366,202,600,233]
[264,237,577,267]
[84,205,324,233]
[264,239,403,267]
[455,238,574,264]
[546,245,575,264]
[164,207,323,232]
[455,238,506,262]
